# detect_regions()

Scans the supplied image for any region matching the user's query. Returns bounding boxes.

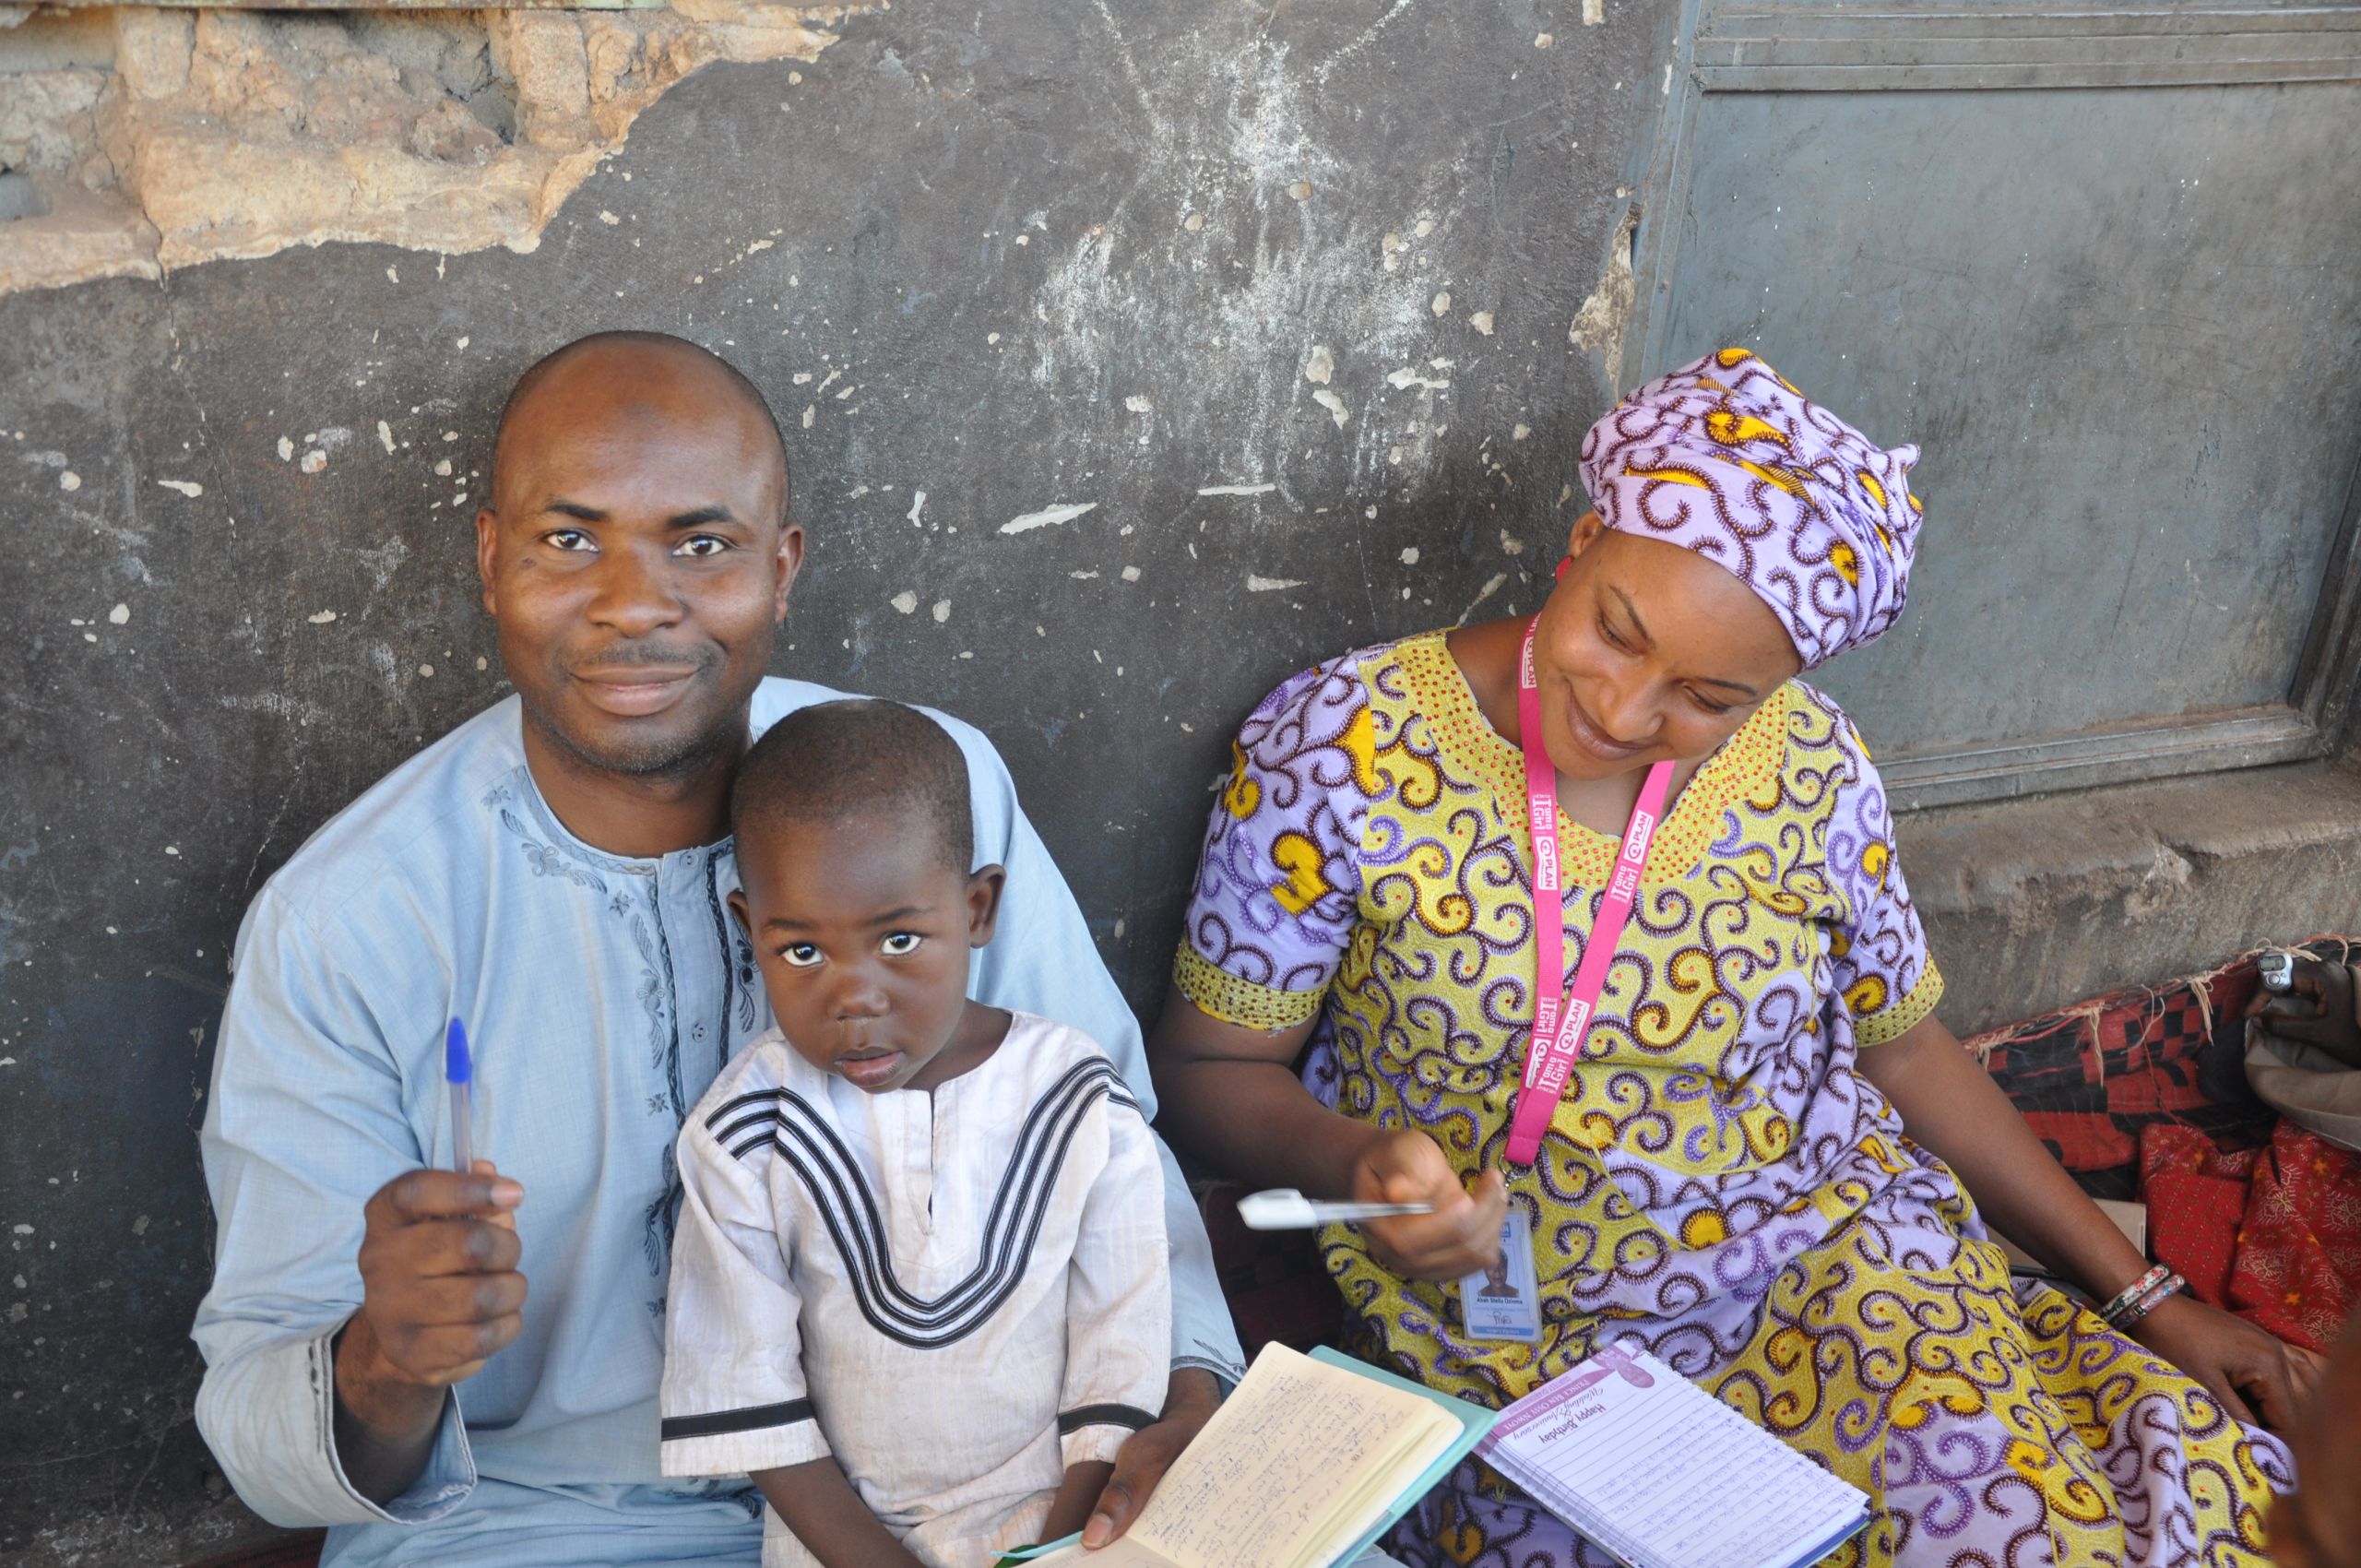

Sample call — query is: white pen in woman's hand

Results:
[1237,1187,1435,1230]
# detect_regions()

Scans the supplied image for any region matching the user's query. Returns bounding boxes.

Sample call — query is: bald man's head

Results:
[492,331,789,528]
[475,330,804,783]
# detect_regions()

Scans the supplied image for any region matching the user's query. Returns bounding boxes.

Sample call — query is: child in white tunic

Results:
[659,700,1170,1568]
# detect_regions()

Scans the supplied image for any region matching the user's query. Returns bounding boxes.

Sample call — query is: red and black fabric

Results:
[1963,945,2325,1201]
[2142,1119,2361,1353]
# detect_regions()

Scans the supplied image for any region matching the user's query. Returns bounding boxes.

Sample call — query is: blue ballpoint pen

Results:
[445,1018,475,1173]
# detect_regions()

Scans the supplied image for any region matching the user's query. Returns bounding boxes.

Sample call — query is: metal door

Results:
[1627,1,2361,807]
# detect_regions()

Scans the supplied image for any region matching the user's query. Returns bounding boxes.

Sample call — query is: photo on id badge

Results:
[1459,1207,1542,1342]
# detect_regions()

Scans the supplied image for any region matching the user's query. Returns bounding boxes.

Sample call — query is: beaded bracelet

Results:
[2108,1271,2188,1332]
[2097,1265,2170,1325]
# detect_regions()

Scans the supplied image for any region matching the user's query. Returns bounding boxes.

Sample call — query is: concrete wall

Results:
[8,4,2360,1562]
[1913,754,2361,1039]
[0,2,1680,1560]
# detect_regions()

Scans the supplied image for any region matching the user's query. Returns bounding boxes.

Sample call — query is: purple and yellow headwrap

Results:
[1577,347,1924,670]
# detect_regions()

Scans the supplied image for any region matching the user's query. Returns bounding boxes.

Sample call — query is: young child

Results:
[659,699,1170,1568]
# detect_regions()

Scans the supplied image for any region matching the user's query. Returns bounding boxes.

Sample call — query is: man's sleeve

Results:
[191,888,476,1527]
[935,712,1249,1387]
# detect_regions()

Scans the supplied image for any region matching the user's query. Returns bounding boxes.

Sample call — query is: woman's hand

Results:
[2126,1293,2319,1431]
[1348,1128,1507,1280]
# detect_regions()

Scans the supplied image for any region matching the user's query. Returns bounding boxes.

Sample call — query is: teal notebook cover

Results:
[998,1348,1493,1568]
[1310,1346,1496,1565]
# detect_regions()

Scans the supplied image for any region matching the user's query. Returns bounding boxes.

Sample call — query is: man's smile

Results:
[570,665,704,718]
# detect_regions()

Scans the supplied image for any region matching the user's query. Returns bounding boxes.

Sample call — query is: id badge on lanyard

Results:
[1461,615,1673,1341]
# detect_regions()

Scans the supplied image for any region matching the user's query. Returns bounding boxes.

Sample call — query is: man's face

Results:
[477,348,801,778]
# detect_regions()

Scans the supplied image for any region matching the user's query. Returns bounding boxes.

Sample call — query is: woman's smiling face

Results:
[1529,513,1804,781]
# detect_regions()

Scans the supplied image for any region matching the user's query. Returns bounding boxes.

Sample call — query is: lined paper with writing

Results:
[1477,1346,1869,1568]
[1133,1352,1449,1568]
[1025,1345,1462,1568]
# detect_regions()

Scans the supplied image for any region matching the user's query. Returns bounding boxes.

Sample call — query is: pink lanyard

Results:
[1503,617,1674,1168]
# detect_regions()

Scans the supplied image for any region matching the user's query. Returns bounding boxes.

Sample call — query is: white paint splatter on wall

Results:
[1024,33,1444,488]
[1001,502,1097,535]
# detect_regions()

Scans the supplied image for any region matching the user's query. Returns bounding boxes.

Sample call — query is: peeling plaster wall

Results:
[0,1,859,293]
[0,2,1678,1559]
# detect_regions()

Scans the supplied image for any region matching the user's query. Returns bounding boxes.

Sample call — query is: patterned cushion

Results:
[1962,944,2320,1200]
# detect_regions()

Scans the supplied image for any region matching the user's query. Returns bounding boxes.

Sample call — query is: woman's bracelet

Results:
[2123,1271,2189,1329]
[2096,1265,2170,1325]
[2103,1268,2188,1331]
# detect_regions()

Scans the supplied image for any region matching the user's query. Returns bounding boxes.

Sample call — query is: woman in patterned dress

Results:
[1149,350,2316,1567]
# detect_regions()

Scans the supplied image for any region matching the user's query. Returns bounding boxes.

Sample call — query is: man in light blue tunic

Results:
[191,332,1245,1567]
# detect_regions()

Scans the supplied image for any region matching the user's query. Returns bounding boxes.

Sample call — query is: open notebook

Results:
[1011,1343,1493,1568]
[1476,1343,1870,1568]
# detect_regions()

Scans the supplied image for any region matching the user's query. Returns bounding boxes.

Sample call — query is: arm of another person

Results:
[194,889,514,1526]
[2271,1305,2361,1568]
[1052,1087,1177,1547]
[1150,999,1505,1280]
[1136,654,1505,1281]
[2241,955,2361,1067]
[1859,1014,2318,1429]
[660,1111,923,1568]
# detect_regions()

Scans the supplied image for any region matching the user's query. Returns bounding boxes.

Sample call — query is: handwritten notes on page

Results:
[1477,1344,1869,1568]
[1026,1344,1461,1568]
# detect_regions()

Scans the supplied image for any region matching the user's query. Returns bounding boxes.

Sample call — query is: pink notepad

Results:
[1475,1344,1870,1568]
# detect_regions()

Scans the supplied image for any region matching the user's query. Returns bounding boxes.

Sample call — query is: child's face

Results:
[730,809,1003,1094]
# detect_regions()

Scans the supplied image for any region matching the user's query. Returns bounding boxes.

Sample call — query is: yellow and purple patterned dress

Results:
[1175,630,2288,1568]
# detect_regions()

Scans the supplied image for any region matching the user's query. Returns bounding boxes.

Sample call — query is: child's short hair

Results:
[731,699,974,873]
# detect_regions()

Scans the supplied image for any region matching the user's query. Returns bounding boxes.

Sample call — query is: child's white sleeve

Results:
[659,1114,828,1478]
[1057,1090,1174,1469]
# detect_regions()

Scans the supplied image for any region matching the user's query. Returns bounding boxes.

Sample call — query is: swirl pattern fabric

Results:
[1175,632,2288,1567]
[1581,347,1923,669]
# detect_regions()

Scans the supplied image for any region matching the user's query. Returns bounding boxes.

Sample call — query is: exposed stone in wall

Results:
[0,1,863,294]
[1568,201,1637,387]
